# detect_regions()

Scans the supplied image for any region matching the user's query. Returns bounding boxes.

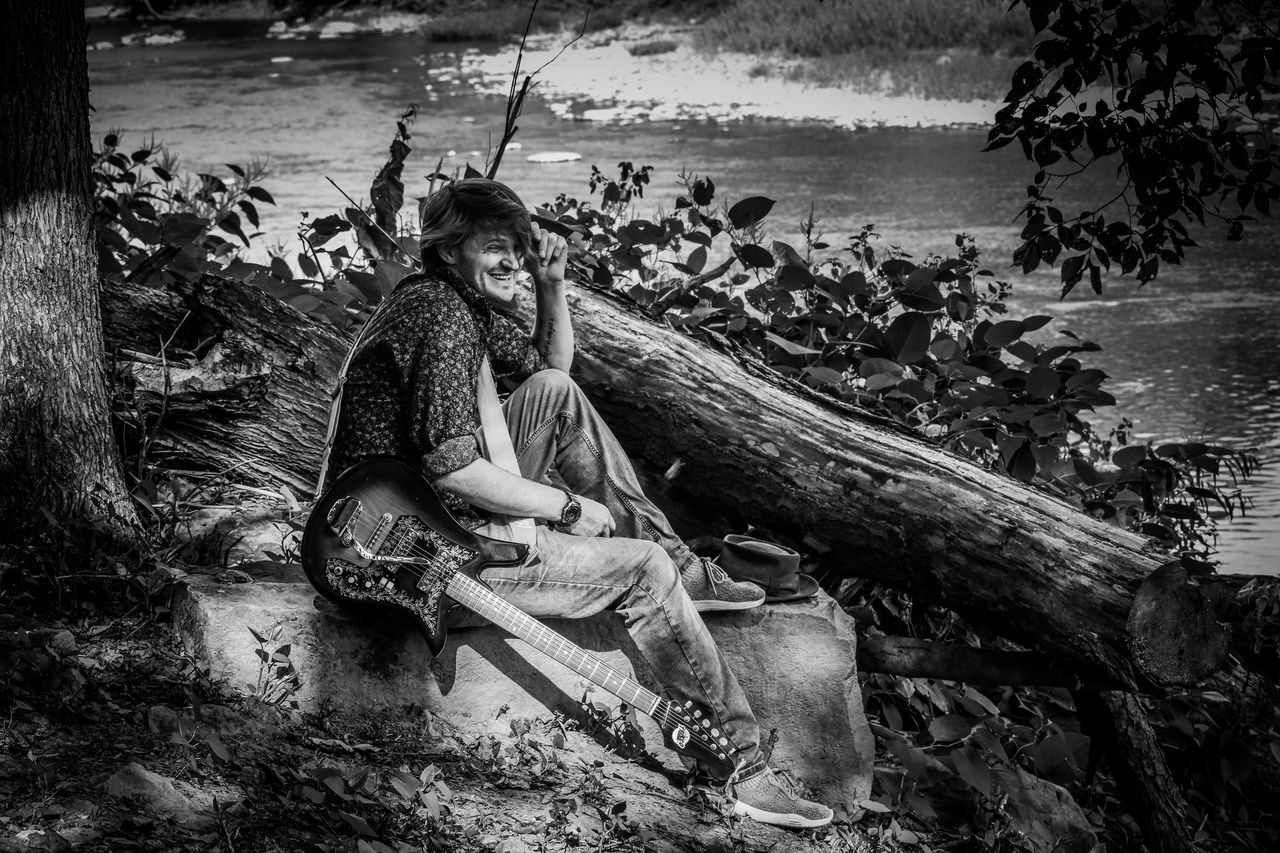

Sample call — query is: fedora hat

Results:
[716,534,819,603]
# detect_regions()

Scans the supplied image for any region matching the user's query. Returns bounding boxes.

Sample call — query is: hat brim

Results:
[762,573,820,603]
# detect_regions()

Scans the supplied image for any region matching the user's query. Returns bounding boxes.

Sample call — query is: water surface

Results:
[88,24,1278,573]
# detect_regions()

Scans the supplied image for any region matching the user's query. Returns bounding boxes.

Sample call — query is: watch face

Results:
[561,496,582,526]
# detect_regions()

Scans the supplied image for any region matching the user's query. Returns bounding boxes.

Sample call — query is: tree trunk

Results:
[0,0,135,539]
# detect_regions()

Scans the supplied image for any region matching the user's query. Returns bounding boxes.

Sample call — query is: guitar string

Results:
[327,510,732,758]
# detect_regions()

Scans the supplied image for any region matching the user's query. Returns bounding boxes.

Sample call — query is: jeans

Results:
[476,369,765,781]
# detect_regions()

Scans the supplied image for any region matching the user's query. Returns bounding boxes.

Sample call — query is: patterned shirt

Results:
[324,267,546,524]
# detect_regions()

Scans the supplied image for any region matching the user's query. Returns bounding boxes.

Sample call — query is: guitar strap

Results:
[315,307,399,495]
[475,356,538,547]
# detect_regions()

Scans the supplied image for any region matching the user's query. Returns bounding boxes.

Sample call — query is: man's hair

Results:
[418,179,531,270]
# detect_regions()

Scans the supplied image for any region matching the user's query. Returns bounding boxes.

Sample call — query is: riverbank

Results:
[85,5,1009,130]
[456,24,1006,129]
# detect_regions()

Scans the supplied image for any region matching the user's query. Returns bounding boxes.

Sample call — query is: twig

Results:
[325,176,422,270]
[486,2,590,179]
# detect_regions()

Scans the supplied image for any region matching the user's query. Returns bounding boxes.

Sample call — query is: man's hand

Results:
[527,221,568,289]
[563,495,615,538]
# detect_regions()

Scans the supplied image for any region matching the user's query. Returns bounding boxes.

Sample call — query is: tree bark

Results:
[1077,690,1198,853]
[0,0,135,539]
[101,275,350,497]
[856,635,1123,689]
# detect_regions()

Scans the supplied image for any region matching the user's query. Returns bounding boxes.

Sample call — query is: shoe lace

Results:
[701,557,733,587]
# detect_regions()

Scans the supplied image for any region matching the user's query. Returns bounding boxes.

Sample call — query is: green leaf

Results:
[160,212,207,245]
[950,745,994,795]
[686,246,707,274]
[776,264,815,290]
[772,240,806,267]
[691,177,715,206]
[880,258,916,278]
[1026,365,1060,399]
[884,312,932,364]
[898,274,945,312]
[1112,445,1147,468]
[984,320,1026,349]
[339,811,377,837]
[727,196,776,229]
[1006,439,1037,483]
[237,199,260,228]
[928,715,975,742]
[737,243,775,268]
[765,332,821,357]
[803,366,846,387]
[206,731,229,761]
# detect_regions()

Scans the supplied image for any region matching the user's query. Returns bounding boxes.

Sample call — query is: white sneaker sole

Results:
[693,596,765,612]
[731,798,833,829]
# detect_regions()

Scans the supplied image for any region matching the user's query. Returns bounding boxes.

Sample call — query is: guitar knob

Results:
[711,728,719,736]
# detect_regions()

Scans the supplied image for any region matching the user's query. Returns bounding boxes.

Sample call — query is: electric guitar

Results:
[301,457,738,777]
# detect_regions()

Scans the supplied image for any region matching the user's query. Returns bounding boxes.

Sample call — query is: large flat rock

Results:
[174,565,873,813]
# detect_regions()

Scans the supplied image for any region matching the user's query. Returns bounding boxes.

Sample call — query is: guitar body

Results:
[302,457,527,657]
[301,457,740,777]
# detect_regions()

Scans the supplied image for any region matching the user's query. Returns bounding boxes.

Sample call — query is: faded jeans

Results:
[476,369,765,782]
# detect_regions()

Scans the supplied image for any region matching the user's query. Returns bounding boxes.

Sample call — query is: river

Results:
[86,20,1279,575]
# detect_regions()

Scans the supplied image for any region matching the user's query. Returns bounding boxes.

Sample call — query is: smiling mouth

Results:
[488,271,514,281]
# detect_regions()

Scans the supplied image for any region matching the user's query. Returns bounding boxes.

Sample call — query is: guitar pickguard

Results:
[323,515,476,627]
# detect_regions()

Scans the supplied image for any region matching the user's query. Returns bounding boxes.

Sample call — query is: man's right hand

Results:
[564,495,615,537]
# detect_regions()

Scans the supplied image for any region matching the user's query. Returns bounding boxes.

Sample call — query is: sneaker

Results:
[680,557,765,612]
[729,767,834,829]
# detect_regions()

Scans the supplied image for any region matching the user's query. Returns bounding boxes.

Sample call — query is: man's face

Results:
[444,228,524,303]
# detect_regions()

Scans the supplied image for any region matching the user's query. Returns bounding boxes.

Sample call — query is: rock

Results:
[47,631,77,656]
[526,151,582,164]
[14,830,70,852]
[175,567,874,815]
[175,504,305,582]
[1002,767,1096,853]
[145,705,191,742]
[104,763,209,827]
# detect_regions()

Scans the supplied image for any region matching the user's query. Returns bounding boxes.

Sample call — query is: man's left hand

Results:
[527,221,568,288]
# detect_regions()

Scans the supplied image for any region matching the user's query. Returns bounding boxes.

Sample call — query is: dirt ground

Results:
[1,606,873,853]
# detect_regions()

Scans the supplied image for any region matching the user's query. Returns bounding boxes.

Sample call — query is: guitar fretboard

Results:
[447,572,663,716]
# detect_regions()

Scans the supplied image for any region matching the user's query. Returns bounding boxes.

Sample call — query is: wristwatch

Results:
[558,491,582,528]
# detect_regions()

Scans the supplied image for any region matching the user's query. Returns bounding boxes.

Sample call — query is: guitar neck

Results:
[446,572,662,716]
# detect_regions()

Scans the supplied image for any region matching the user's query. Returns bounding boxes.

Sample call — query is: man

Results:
[322,179,833,829]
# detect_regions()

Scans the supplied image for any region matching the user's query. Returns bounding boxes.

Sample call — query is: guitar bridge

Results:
[325,497,394,559]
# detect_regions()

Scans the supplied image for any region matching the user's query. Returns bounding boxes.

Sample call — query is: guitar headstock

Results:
[658,699,739,779]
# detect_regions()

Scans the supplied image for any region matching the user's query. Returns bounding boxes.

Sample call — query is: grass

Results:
[698,0,1034,56]
[784,48,1024,102]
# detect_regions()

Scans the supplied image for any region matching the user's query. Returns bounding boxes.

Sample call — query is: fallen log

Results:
[102,275,348,495]
[856,635,1121,690]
